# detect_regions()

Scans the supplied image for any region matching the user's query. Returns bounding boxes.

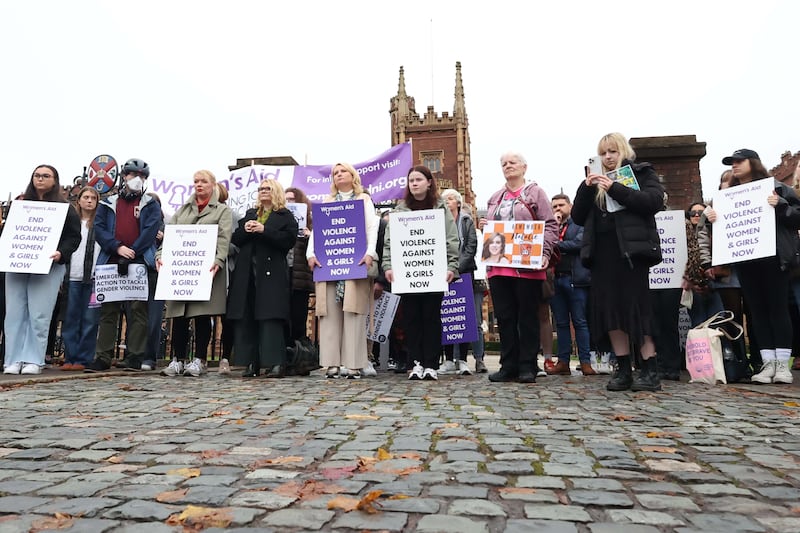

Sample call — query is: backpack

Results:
[284,337,321,376]
[487,184,560,267]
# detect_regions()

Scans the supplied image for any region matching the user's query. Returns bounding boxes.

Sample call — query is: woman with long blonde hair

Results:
[571,133,664,392]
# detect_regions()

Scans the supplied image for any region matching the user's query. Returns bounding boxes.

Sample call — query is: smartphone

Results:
[587,156,603,176]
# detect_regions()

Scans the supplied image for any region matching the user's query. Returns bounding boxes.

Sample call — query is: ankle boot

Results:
[631,356,662,392]
[606,355,632,391]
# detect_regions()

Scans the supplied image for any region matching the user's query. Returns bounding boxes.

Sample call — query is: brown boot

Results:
[580,362,597,375]
[546,360,571,375]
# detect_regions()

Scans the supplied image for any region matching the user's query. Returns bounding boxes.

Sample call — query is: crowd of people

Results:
[2,135,800,392]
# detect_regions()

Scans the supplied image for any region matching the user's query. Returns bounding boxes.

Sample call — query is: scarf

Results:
[334,191,356,302]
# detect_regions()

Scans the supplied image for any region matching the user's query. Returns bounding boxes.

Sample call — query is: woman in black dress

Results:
[571,133,664,392]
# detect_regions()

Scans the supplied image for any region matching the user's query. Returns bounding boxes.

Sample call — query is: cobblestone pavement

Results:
[1,359,800,532]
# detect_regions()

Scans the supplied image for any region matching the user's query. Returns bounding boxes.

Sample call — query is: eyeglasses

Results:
[33,173,54,180]
[258,186,272,192]
[690,210,703,217]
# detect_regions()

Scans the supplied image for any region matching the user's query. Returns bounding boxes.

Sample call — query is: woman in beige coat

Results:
[307,162,379,379]
[157,170,232,377]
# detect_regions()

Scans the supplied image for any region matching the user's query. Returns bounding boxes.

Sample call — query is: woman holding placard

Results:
[478,152,558,384]
[157,170,232,377]
[3,165,81,375]
[307,163,378,379]
[572,133,664,392]
[228,178,297,377]
[61,186,101,371]
[705,149,800,385]
[383,165,460,380]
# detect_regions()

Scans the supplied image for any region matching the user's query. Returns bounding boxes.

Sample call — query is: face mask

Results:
[126,176,144,192]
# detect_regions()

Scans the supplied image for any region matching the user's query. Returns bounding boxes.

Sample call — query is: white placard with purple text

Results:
[712,178,776,265]
[388,209,447,293]
[649,210,688,289]
[0,200,69,274]
[155,225,217,301]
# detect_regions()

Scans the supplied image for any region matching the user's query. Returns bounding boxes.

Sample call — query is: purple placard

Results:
[312,200,368,282]
[441,273,479,345]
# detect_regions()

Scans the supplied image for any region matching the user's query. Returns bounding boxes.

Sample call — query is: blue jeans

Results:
[4,264,66,366]
[549,275,590,363]
[62,280,100,365]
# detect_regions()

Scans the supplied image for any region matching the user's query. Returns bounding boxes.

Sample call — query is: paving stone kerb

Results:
[1,366,800,532]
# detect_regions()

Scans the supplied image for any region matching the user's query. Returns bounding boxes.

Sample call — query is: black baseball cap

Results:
[722,149,760,165]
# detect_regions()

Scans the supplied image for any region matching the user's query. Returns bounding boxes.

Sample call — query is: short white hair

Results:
[441,188,462,206]
[500,152,527,165]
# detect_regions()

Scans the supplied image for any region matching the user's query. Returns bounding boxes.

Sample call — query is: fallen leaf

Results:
[200,450,227,459]
[29,513,75,532]
[376,448,393,461]
[441,423,460,428]
[165,505,233,529]
[168,407,182,413]
[397,452,421,460]
[646,431,682,439]
[357,456,379,471]
[211,410,231,417]
[167,467,201,478]
[156,488,189,503]
[320,465,357,480]
[345,414,379,420]
[327,495,360,512]
[391,466,422,476]
[386,494,410,500]
[784,401,800,407]
[612,413,635,421]
[275,480,344,499]
[640,446,678,453]
[356,490,384,513]
[234,419,245,425]
[779,410,798,417]
[106,456,123,464]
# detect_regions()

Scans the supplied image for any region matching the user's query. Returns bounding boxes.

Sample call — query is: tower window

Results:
[421,151,443,173]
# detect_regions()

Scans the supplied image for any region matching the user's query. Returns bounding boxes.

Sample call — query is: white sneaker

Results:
[387,359,399,371]
[140,363,153,372]
[218,358,231,375]
[457,360,472,376]
[184,358,206,377]
[161,359,184,377]
[751,360,777,384]
[346,370,362,379]
[362,361,377,377]
[439,360,457,374]
[773,360,794,384]
[422,368,438,380]
[3,362,22,374]
[20,363,41,375]
[597,353,613,375]
[408,361,424,380]
[326,366,339,378]
[339,366,351,378]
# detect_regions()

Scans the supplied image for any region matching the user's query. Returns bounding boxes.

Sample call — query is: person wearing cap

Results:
[705,149,800,384]
[85,158,161,372]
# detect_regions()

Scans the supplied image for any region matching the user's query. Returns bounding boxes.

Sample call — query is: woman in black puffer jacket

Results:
[572,133,664,393]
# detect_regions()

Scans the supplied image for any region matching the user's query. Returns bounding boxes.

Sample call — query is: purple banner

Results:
[440,273,479,345]
[312,200,367,282]
[149,143,413,218]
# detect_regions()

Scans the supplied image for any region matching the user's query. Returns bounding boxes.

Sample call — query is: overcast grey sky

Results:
[2,0,798,208]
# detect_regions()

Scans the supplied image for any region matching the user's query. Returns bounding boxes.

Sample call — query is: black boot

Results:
[631,356,662,392]
[606,355,633,391]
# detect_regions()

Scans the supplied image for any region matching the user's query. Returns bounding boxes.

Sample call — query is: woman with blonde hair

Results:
[157,170,232,377]
[307,162,379,379]
[61,186,101,370]
[572,133,664,392]
[228,178,297,377]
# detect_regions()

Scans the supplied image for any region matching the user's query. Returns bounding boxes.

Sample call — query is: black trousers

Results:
[171,316,212,360]
[401,292,444,369]
[738,257,792,350]
[650,288,682,374]
[489,276,542,375]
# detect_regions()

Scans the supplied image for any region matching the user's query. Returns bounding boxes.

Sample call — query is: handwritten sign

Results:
[0,200,69,274]
[649,210,687,289]
[312,200,367,282]
[94,264,149,302]
[441,273,478,345]
[367,291,401,343]
[711,178,776,265]
[480,220,545,269]
[388,209,447,293]
[155,225,217,301]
